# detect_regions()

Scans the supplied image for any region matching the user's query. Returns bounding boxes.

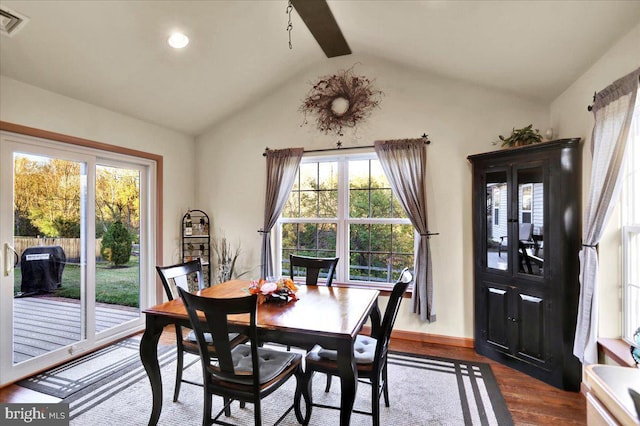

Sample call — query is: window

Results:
[277,154,415,288]
[621,98,640,343]
[520,184,532,224]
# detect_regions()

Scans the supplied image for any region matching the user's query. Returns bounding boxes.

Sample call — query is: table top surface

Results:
[144,279,380,339]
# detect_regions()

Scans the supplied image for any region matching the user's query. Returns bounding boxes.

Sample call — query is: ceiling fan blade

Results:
[291,0,351,58]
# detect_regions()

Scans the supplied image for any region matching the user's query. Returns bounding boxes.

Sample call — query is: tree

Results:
[13,155,81,237]
[12,156,140,242]
[100,221,132,266]
[96,166,140,239]
[281,161,415,282]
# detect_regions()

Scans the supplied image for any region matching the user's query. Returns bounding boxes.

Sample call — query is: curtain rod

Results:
[587,92,596,111]
[263,133,431,156]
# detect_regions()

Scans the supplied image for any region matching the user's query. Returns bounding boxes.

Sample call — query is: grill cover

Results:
[20,246,66,293]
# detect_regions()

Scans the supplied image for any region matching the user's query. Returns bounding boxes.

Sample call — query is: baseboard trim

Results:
[362,326,474,349]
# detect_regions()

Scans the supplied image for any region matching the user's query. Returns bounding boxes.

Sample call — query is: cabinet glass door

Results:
[486,171,508,271]
[516,167,544,276]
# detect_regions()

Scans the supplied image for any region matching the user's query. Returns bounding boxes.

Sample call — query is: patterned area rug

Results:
[18,339,513,425]
[17,337,172,399]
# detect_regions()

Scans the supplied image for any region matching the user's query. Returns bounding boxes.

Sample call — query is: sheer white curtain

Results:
[374,139,435,322]
[574,67,640,364]
[260,148,303,279]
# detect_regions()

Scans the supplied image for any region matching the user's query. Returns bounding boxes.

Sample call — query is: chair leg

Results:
[324,373,332,393]
[173,347,184,402]
[223,397,231,417]
[382,363,390,407]
[254,399,262,426]
[371,375,381,426]
[202,389,212,426]
[294,369,313,425]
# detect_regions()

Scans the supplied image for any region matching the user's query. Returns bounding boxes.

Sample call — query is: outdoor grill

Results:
[20,246,66,294]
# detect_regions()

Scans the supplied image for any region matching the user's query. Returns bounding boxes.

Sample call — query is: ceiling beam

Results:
[291,0,351,58]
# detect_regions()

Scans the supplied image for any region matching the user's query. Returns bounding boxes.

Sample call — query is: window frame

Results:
[620,99,640,344]
[275,152,415,290]
[622,225,640,344]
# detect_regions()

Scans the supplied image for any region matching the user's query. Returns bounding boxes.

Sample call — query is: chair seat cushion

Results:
[316,334,377,364]
[186,331,239,345]
[211,345,299,385]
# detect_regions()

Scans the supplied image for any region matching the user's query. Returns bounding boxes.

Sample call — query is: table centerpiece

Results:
[246,277,298,304]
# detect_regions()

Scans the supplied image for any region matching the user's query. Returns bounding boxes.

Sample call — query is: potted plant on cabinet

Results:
[494,124,544,147]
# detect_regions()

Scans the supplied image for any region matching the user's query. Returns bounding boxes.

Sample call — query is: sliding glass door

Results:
[0,132,152,385]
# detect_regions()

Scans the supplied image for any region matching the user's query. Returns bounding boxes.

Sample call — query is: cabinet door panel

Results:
[516,293,546,362]
[486,286,509,350]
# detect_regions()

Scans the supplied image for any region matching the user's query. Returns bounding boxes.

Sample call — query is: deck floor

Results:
[12,297,140,364]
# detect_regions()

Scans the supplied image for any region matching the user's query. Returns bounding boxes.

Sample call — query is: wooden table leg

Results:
[336,338,357,426]
[139,315,166,426]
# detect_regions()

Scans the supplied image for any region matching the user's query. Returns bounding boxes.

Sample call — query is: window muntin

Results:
[279,154,414,287]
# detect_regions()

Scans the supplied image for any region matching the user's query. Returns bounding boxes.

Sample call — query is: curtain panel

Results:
[374,139,435,322]
[260,148,304,279]
[573,67,640,364]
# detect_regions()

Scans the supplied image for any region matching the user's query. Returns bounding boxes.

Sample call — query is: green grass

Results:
[14,257,140,308]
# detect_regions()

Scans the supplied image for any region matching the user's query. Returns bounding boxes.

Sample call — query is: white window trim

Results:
[275,152,414,289]
[620,99,640,343]
[622,225,640,343]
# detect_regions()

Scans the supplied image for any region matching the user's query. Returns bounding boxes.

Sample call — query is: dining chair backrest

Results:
[289,254,339,286]
[156,259,205,300]
[177,288,261,387]
[374,268,412,368]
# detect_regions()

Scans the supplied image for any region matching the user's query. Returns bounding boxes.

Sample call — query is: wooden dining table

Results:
[140,279,381,426]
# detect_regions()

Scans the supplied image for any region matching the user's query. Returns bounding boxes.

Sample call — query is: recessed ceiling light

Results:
[168,32,189,49]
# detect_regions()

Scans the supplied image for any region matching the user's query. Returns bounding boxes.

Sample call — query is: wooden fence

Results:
[14,237,102,263]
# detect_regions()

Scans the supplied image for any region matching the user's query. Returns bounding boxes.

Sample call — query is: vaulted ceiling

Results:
[1,0,639,136]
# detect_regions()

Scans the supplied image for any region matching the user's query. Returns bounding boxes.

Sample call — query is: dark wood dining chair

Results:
[286,255,340,360]
[156,260,247,402]
[289,254,339,286]
[177,287,309,426]
[297,268,412,426]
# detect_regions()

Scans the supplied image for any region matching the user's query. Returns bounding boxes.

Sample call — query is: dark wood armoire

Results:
[467,138,582,391]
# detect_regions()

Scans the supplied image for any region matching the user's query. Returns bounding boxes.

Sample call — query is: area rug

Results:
[17,337,172,399]
[34,344,512,425]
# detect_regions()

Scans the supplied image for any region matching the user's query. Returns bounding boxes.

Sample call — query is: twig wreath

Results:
[300,66,383,136]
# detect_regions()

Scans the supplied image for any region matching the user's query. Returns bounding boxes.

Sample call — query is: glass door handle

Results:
[4,243,17,276]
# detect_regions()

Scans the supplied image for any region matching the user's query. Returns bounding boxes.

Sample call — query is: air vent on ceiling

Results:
[1,6,29,37]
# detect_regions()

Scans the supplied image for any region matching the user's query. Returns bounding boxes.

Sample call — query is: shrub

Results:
[100,221,132,266]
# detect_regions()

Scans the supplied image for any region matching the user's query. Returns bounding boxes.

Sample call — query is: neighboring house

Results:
[487,182,543,244]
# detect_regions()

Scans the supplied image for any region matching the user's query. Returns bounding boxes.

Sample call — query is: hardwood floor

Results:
[0,328,586,425]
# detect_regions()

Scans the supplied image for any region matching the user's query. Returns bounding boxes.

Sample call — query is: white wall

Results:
[0,75,196,272]
[550,23,640,339]
[196,54,549,339]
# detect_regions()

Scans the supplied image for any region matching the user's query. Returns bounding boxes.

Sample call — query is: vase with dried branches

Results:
[212,235,248,283]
